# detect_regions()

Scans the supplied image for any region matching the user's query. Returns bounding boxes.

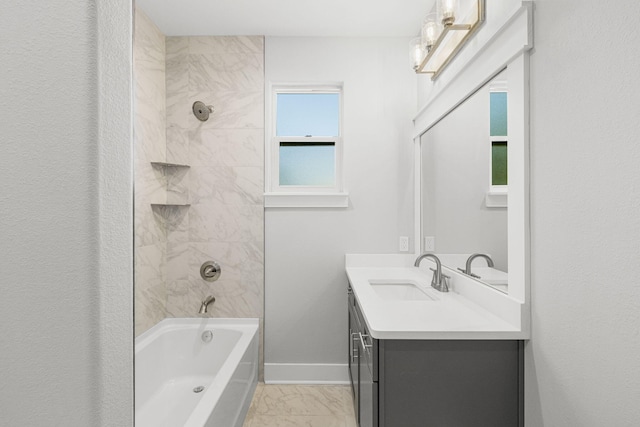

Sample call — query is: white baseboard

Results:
[264,363,350,384]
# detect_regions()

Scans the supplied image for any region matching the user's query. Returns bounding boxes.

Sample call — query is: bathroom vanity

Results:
[346,255,528,427]
[346,4,533,425]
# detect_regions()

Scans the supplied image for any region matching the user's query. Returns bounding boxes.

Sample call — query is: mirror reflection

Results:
[420,70,509,293]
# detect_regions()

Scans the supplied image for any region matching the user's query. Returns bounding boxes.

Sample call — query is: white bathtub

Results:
[135,318,259,427]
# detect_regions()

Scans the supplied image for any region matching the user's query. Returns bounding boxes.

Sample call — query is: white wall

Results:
[0,0,133,425]
[526,0,640,424]
[264,37,416,380]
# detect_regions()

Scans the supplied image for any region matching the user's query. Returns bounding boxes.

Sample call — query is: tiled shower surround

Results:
[134,8,264,345]
[134,10,167,335]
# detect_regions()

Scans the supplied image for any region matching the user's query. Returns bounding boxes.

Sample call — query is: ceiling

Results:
[136,0,435,37]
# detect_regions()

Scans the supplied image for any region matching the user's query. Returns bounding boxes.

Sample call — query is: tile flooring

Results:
[243,383,357,427]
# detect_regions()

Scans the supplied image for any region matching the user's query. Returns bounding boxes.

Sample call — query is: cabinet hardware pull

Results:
[351,332,359,362]
[359,332,373,350]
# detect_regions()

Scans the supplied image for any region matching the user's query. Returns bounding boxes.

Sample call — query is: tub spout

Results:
[199,295,216,314]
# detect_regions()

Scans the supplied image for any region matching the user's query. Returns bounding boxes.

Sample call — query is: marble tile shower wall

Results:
[134,9,167,337]
[164,36,265,324]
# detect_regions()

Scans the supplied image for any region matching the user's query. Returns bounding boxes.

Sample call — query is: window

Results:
[491,141,508,186]
[266,85,347,207]
[489,90,508,189]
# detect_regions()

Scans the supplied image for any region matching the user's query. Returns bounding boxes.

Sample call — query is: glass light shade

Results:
[421,13,441,51]
[410,37,425,70]
[437,0,459,26]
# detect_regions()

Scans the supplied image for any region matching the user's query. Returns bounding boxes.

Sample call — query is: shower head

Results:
[192,101,214,121]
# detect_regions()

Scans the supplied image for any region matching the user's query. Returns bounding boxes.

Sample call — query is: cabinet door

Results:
[348,298,359,422]
[358,339,376,427]
[379,340,523,426]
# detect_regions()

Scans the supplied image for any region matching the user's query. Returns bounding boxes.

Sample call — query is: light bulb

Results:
[421,13,440,51]
[410,38,424,70]
[438,0,459,27]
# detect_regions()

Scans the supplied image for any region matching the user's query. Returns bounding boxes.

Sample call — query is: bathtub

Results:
[135,318,259,427]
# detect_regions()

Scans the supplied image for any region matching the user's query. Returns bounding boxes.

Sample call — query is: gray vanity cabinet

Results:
[348,288,524,427]
[348,287,378,427]
[348,292,360,422]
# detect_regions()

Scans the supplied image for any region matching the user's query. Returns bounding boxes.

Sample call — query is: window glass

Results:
[276,93,340,137]
[490,92,508,136]
[279,142,335,186]
[490,91,508,186]
[492,141,508,185]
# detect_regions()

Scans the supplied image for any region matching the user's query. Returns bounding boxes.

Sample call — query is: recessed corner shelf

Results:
[150,161,190,168]
[151,203,190,227]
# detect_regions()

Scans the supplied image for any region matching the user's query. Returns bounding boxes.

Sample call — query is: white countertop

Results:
[346,263,524,340]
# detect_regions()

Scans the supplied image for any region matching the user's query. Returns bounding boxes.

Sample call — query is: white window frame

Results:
[265,83,348,208]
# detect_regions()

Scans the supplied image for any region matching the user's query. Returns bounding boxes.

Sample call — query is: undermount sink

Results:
[368,279,438,301]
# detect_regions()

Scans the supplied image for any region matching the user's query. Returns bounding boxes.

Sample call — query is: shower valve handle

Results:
[200,261,221,281]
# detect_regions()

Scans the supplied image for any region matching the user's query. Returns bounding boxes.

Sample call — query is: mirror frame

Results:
[413,3,533,303]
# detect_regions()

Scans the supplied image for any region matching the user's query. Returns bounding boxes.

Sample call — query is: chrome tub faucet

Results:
[199,295,216,314]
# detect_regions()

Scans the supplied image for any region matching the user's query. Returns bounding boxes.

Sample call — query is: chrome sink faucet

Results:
[198,295,216,314]
[458,253,494,278]
[414,253,449,292]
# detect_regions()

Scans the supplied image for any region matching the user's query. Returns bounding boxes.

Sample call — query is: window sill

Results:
[264,192,349,208]
[485,190,508,208]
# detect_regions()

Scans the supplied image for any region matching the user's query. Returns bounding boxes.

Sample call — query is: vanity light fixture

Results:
[413,0,485,80]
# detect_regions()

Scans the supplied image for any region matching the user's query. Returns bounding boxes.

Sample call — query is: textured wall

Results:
[1,0,133,424]
[96,0,135,422]
[0,2,100,423]
[163,36,265,327]
[525,0,640,425]
[134,9,168,336]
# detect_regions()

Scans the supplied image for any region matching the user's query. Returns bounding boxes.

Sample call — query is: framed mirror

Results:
[413,3,532,302]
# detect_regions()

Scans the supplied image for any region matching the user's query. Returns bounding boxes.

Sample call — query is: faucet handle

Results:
[457,267,481,279]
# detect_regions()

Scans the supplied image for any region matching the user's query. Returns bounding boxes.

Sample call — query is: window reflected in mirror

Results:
[490,88,508,188]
